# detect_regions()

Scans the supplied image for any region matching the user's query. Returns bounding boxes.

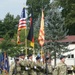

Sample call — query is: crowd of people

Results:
[0,51,71,75]
[8,53,68,75]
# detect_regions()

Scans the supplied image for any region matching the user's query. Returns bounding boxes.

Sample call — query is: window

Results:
[68,54,74,58]
[71,54,74,58]
[68,54,70,58]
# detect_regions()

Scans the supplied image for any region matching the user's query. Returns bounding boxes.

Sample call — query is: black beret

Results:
[60,55,66,59]
[28,54,32,57]
[36,56,41,60]
[46,56,49,60]
[19,53,25,56]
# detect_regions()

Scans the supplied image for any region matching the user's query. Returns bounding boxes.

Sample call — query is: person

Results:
[53,55,67,75]
[45,56,53,75]
[27,54,37,75]
[19,53,29,75]
[9,54,21,75]
[35,56,45,75]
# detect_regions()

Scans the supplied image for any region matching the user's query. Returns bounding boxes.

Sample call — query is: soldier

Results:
[19,53,29,75]
[53,55,67,75]
[35,56,45,75]
[27,54,37,75]
[45,56,53,75]
[9,54,21,75]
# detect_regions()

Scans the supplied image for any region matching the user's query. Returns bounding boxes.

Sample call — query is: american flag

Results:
[18,7,26,31]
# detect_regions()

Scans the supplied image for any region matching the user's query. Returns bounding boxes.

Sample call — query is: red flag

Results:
[38,10,45,47]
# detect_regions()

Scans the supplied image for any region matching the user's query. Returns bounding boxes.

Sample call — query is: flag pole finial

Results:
[23,3,26,8]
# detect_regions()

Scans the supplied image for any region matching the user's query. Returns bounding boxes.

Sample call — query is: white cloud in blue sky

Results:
[0,0,27,20]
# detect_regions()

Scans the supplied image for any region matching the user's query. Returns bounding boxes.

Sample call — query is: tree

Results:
[44,6,69,66]
[0,13,21,56]
[26,0,50,21]
[0,13,20,38]
[55,0,75,35]
[0,20,4,37]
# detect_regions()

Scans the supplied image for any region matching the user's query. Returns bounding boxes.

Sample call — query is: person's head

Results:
[36,56,41,62]
[28,54,33,60]
[45,56,50,63]
[19,53,25,59]
[60,55,66,63]
[15,54,19,63]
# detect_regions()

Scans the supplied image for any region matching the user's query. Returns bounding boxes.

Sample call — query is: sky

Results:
[0,0,27,20]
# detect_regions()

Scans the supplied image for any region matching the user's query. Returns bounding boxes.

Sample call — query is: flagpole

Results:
[24,7,27,56]
[25,28,27,56]
[41,47,43,59]
[33,46,35,55]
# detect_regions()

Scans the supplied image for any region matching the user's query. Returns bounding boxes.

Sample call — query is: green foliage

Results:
[26,0,50,20]
[0,13,20,38]
[0,20,4,37]
[0,13,21,56]
[55,0,75,35]
[44,6,69,57]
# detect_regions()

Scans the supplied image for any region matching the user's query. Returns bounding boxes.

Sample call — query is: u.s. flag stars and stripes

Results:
[18,7,26,31]
[17,7,26,44]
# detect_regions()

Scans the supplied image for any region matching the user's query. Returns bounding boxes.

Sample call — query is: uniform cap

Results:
[28,54,32,57]
[27,54,32,59]
[60,55,66,60]
[19,53,25,56]
[46,56,49,60]
[36,56,41,60]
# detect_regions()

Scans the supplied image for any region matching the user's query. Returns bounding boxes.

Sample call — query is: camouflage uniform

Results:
[53,55,67,75]
[19,53,29,75]
[44,56,53,75]
[9,59,21,75]
[28,60,37,75]
[35,56,45,75]
[27,54,37,75]
[19,59,29,75]
[44,63,53,75]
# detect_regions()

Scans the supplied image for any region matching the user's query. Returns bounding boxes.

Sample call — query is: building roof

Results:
[60,35,75,43]
[0,35,75,44]
[45,35,75,43]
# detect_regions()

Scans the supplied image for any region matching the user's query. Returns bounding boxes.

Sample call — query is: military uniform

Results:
[19,59,29,75]
[27,54,37,75]
[35,56,45,75]
[53,55,67,75]
[19,53,29,75]
[9,60,15,75]
[44,56,53,75]
[9,59,21,75]
[44,62,53,75]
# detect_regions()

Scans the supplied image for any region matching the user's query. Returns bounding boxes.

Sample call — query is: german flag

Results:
[27,8,34,47]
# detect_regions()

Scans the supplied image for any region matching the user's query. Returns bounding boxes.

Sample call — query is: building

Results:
[52,35,75,67]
